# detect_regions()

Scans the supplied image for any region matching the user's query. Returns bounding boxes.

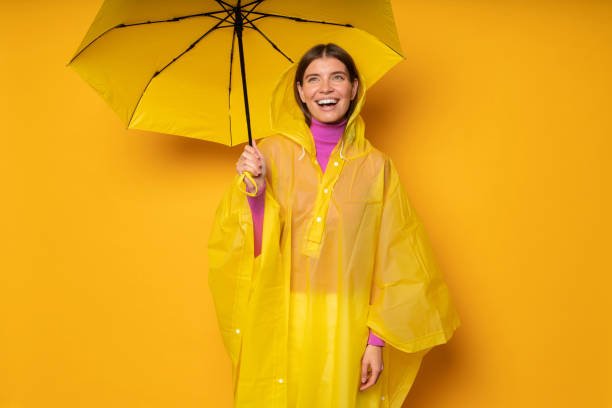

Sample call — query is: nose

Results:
[320,77,333,92]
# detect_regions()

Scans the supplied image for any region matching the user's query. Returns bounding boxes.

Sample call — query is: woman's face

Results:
[296,57,358,124]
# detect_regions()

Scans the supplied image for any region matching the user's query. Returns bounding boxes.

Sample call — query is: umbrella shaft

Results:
[234,3,253,146]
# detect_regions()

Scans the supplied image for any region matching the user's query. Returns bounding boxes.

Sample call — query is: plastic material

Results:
[208,63,461,407]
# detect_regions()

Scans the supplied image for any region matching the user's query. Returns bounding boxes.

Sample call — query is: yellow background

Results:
[1,1,610,407]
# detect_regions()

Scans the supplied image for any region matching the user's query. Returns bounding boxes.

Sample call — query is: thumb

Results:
[360,359,369,384]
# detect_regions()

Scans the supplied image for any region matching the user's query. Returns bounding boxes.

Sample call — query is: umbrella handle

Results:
[238,171,258,197]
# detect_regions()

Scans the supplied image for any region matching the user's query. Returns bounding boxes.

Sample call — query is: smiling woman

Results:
[294,50,359,125]
[209,43,461,407]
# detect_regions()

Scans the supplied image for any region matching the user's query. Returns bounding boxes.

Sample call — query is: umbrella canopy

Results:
[67,0,404,146]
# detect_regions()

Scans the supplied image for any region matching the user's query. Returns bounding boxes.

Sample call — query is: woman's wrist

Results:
[246,179,266,196]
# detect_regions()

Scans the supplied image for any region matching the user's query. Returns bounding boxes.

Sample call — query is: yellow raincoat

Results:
[208,63,461,407]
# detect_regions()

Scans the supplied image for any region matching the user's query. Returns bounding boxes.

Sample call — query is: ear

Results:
[351,78,359,100]
[296,82,306,103]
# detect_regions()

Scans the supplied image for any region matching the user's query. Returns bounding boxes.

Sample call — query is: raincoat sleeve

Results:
[367,158,461,353]
[207,170,282,362]
[207,174,257,368]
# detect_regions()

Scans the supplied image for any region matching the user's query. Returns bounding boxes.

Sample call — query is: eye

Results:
[333,74,345,80]
[307,77,319,83]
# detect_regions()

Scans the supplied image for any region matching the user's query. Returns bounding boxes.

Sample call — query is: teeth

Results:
[317,99,338,105]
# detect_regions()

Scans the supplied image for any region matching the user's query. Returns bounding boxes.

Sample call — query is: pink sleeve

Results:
[368,328,386,346]
[246,182,265,257]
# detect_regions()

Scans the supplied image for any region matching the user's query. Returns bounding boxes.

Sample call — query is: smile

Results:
[316,98,339,106]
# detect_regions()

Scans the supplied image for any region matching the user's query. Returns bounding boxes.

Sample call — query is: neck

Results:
[309,117,347,173]
[311,116,348,127]
[310,117,348,143]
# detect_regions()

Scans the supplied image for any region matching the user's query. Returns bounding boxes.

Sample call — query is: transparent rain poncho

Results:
[208,63,461,407]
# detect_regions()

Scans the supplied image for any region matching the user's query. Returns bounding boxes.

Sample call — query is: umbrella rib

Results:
[214,0,236,23]
[241,0,265,10]
[244,19,293,63]
[244,11,405,59]
[126,15,232,128]
[244,15,266,24]
[115,11,228,27]
[67,10,232,65]
[241,0,265,20]
[246,11,353,28]
[215,0,234,10]
[209,14,236,23]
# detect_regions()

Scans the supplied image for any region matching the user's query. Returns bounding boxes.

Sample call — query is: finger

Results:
[247,156,262,168]
[245,145,258,155]
[239,156,261,172]
[251,139,265,160]
[359,375,376,391]
[241,150,259,162]
[244,155,262,169]
[236,160,251,174]
[254,145,265,162]
[360,360,370,385]
[242,144,257,154]
[255,148,265,164]
[243,166,259,178]
[243,163,261,177]
[243,157,262,172]
[359,368,381,391]
[237,163,253,183]
[236,161,248,174]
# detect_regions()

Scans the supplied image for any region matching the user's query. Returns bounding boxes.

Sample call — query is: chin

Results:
[318,117,339,124]
[313,113,346,124]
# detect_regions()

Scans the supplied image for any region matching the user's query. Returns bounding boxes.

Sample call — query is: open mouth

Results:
[316,98,339,107]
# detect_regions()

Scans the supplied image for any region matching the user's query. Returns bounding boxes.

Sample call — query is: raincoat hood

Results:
[269,62,369,158]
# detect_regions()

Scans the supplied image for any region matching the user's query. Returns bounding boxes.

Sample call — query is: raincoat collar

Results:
[269,62,370,160]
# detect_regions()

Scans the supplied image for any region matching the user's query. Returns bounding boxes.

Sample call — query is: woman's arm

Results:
[237,138,267,257]
[367,158,461,353]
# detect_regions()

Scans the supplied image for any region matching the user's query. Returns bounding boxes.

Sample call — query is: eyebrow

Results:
[305,70,347,79]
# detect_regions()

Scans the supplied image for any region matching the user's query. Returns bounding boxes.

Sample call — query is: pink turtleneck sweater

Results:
[246,117,385,347]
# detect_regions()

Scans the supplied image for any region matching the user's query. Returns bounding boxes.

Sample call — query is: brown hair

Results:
[294,43,360,126]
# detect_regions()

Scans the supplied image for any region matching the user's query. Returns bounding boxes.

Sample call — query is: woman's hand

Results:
[359,344,384,391]
[236,138,266,194]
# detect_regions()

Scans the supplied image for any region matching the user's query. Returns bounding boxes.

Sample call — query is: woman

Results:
[208,43,460,407]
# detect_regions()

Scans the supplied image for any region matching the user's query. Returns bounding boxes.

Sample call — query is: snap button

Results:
[381,396,385,400]
[324,188,329,194]
[314,159,318,164]
[333,161,339,166]
[316,217,322,222]
[235,329,240,334]
[278,378,284,383]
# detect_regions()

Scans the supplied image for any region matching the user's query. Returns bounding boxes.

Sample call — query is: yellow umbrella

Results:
[66,0,404,147]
